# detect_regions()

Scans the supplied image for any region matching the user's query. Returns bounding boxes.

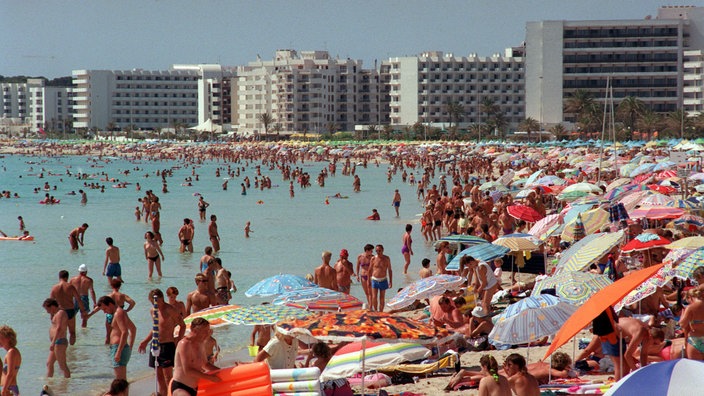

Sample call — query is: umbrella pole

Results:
[361,337,366,394]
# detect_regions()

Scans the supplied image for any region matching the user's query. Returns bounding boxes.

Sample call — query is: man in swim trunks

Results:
[43,298,71,378]
[144,231,165,278]
[208,214,220,252]
[138,289,186,396]
[70,264,96,328]
[186,274,217,315]
[50,270,86,346]
[334,249,354,294]
[369,244,393,312]
[67,223,88,250]
[97,296,137,380]
[178,218,194,253]
[356,244,374,308]
[171,318,220,396]
[391,189,401,217]
[103,237,123,284]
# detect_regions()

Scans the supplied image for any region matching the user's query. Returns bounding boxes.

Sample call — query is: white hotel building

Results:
[71,64,233,131]
[234,50,383,136]
[525,5,704,125]
[1,79,71,134]
[381,50,525,128]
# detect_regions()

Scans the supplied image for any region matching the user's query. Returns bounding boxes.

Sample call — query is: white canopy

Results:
[189,119,223,133]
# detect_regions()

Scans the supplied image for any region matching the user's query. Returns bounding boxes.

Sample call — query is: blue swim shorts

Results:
[109,344,131,368]
[106,263,121,278]
[372,278,389,291]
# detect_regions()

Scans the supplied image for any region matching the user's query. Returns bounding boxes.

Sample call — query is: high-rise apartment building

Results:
[234,50,382,136]
[525,6,704,125]
[382,50,525,128]
[1,79,71,134]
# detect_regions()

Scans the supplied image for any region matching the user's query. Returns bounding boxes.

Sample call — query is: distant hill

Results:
[0,75,73,87]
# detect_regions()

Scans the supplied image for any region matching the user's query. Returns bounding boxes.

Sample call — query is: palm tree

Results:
[577,102,603,138]
[550,124,567,140]
[636,110,662,141]
[616,96,646,131]
[258,113,274,141]
[519,117,540,141]
[445,101,464,129]
[564,89,595,123]
[663,109,692,138]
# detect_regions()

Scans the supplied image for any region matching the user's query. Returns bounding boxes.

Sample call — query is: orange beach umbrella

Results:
[542,263,665,361]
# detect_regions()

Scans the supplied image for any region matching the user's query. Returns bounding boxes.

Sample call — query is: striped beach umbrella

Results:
[493,236,540,252]
[674,247,704,280]
[224,305,313,325]
[561,209,608,242]
[272,287,364,312]
[667,200,701,210]
[640,193,675,206]
[528,214,561,239]
[615,264,677,312]
[489,294,578,345]
[629,206,684,220]
[621,233,671,253]
[184,304,240,329]
[320,341,431,382]
[557,230,625,273]
[665,236,704,250]
[446,244,510,271]
[386,275,465,310]
[533,271,612,305]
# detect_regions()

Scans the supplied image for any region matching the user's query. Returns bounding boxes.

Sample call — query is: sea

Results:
[0,151,440,395]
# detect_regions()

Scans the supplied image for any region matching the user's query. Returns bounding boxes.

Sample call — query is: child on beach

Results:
[419,258,432,278]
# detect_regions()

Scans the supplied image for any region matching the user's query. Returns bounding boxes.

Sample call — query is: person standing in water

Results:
[392,189,402,217]
[144,231,165,278]
[401,224,414,274]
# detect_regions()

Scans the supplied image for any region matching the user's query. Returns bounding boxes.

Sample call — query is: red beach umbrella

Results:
[507,204,543,223]
[621,233,671,253]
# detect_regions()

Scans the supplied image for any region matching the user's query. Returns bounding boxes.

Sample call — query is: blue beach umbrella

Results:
[605,359,704,395]
[245,274,316,297]
[446,244,510,271]
[489,294,577,345]
[386,275,465,310]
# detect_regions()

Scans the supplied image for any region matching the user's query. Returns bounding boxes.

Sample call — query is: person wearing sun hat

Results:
[70,264,96,328]
[334,249,354,294]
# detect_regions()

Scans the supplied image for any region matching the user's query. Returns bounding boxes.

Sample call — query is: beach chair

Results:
[376,352,458,377]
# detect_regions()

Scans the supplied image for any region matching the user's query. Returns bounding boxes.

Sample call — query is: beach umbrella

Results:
[446,244,510,271]
[667,200,700,210]
[562,203,597,224]
[674,248,704,280]
[561,209,609,242]
[493,236,540,252]
[556,230,625,273]
[271,287,364,311]
[434,234,489,251]
[183,304,240,329]
[605,359,704,396]
[150,294,160,394]
[621,233,671,253]
[528,214,561,239]
[629,206,684,220]
[664,236,704,250]
[533,271,612,305]
[614,264,677,312]
[629,163,656,177]
[689,172,704,181]
[320,341,431,381]
[662,248,695,267]
[479,180,507,192]
[605,178,634,192]
[245,274,316,297]
[619,190,654,212]
[561,182,603,195]
[489,294,578,346]
[640,193,675,206]
[534,175,566,186]
[506,204,543,223]
[647,184,677,195]
[223,304,313,325]
[278,309,449,344]
[497,169,515,186]
[542,263,665,360]
[386,275,465,310]
[652,161,677,172]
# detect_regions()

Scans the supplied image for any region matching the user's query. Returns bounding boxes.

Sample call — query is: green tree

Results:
[550,124,567,140]
[616,96,646,131]
[663,109,693,139]
[636,110,662,141]
[445,101,464,129]
[564,89,595,123]
[258,113,274,141]
[519,117,540,141]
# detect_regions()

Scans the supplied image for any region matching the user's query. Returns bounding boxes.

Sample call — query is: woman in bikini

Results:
[401,224,414,274]
[0,325,21,396]
[680,288,704,360]
[356,244,374,308]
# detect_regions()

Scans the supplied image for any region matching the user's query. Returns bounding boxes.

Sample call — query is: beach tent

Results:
[189,118,223,133]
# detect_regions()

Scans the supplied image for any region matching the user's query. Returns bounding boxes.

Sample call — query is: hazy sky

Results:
[1,0,675,78]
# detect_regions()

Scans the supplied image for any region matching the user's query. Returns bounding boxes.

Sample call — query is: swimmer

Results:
[42,298,71,378]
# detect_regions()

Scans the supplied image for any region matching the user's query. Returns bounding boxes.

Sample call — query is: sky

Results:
[1,0,678,79]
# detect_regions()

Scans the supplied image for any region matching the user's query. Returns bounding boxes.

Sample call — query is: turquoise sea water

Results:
[0,153,438,395]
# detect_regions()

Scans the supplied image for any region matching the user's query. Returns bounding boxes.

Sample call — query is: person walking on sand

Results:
[70,264,96,328]
[138,289,186,396]
[334,249,355,294]
[103,237,123,284]
[208,214,220,252]
[42,298,71,378]
[68,223,88,250]
[392,189,402,217]
[178,218,194,253]
[144,231,165,279]
[171,318,221,396]
[96,296,137,380]
[369,244,393,312]
[401,224,414,274]
[0,325,21,396]
[50,270,86,346]
[197,196,209,221]
[314,251,338,291]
